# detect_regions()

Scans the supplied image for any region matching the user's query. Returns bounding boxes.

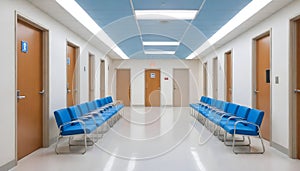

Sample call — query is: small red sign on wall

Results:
[164,77,168,80]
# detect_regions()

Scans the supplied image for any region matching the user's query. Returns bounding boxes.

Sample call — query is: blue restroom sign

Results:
[21,41,28,53]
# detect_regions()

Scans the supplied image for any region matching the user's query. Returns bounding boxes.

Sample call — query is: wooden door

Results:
[203,63,208,96]
[145,69,160,106]
[256,34,271,141]
[226,51,232,102]
[213,57,218,98]
[89,54,95,101]
[100,60,105,98]
[116,69,131,106]
[173,69,189,107]
[17,19,43,160]
[66,44,76,106]
[296,19,300,158]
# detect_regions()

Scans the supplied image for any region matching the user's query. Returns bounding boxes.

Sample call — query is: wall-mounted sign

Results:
[164,77,169,80]
[150,73,156,78]
[21,41,28,53]
[67,57,71,65]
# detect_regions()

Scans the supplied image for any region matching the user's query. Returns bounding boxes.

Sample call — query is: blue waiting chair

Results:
[54,108,97,154]
[222,108,265,154]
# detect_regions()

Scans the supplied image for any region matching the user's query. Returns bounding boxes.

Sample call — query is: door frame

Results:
[224,50,233,102]
[289,16,300,158]
[203,62,208,96]
[145,69,161,107]
[213,57,218,99]
[173,68,190,107]
[66,41,80,105]
[100,60,105,98]
[252,30,273,143]
[116,69,131,106]
[15,13,50,160]
[89,52,95,101]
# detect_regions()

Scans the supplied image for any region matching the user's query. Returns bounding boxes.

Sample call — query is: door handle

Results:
[17,95,26,100]
[16,90,26,100]
[254,89,260,93]
[67,89,71,93]
[39,90,45,95]
[294,89,300,93]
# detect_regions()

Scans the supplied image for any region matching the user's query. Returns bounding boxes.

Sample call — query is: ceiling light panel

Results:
[144,50,176,55]
[135,10,198,20]
[143,41,180,46]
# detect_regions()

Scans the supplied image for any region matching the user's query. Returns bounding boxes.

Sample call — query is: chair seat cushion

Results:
[223,123,258,136]
[61,123,97,136]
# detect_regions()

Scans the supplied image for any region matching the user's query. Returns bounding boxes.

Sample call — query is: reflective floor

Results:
[11,107,300,171]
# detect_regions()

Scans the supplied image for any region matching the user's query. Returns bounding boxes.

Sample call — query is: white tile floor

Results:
[10,107,300,171]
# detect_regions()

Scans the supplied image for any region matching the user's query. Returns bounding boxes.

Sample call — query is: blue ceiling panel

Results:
[132,0,204,10]
[192,0,252,38]
[175,44,193,59]
[74,0,253,59]
[138,20,190,41]
[181,25,208,51]
[142,35,177,42]
[118,36,143,56]
[103,16,140,44]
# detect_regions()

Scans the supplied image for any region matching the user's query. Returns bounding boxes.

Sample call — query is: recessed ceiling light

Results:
[144,50,176,55]
[135,10,198,20]
[143,41,180,46]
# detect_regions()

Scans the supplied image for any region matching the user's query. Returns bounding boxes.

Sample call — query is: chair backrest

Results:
[78,103,90,114]
[200,96,206,103]
[235,106,250,119]
[210,99,217,107]
[219,101,228,111]
[107,96,113,103]
[226,103,239,114]
[206,97,212,105]
[87,101,97,111]
[92,100,100,108]
[95,99,102,107]
[97,98,106,107]
[68,106,82,119]
[215,100,222,109]
[54,108,72,128]
[246,109,264,130]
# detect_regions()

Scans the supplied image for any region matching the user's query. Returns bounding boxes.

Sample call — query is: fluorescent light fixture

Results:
[143,41,180,46]
[186,0,272,59]
[56,0,129,59]
[135,10,198,20]
[144,50,176,55]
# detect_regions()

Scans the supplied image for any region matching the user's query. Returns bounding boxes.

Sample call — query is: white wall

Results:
[0,0,108,167]
[201,0,300,150]
[108,59,201,106]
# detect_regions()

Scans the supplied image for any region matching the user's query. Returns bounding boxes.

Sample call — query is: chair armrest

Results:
[234,120,260,132]
[219,112,233,119]
[59,119,85,130]
[216,111,226,115]
[225,116,245,125]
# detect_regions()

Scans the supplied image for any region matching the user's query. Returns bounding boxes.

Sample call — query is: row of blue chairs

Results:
[54,96,124,154]
[190,96,265,154]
